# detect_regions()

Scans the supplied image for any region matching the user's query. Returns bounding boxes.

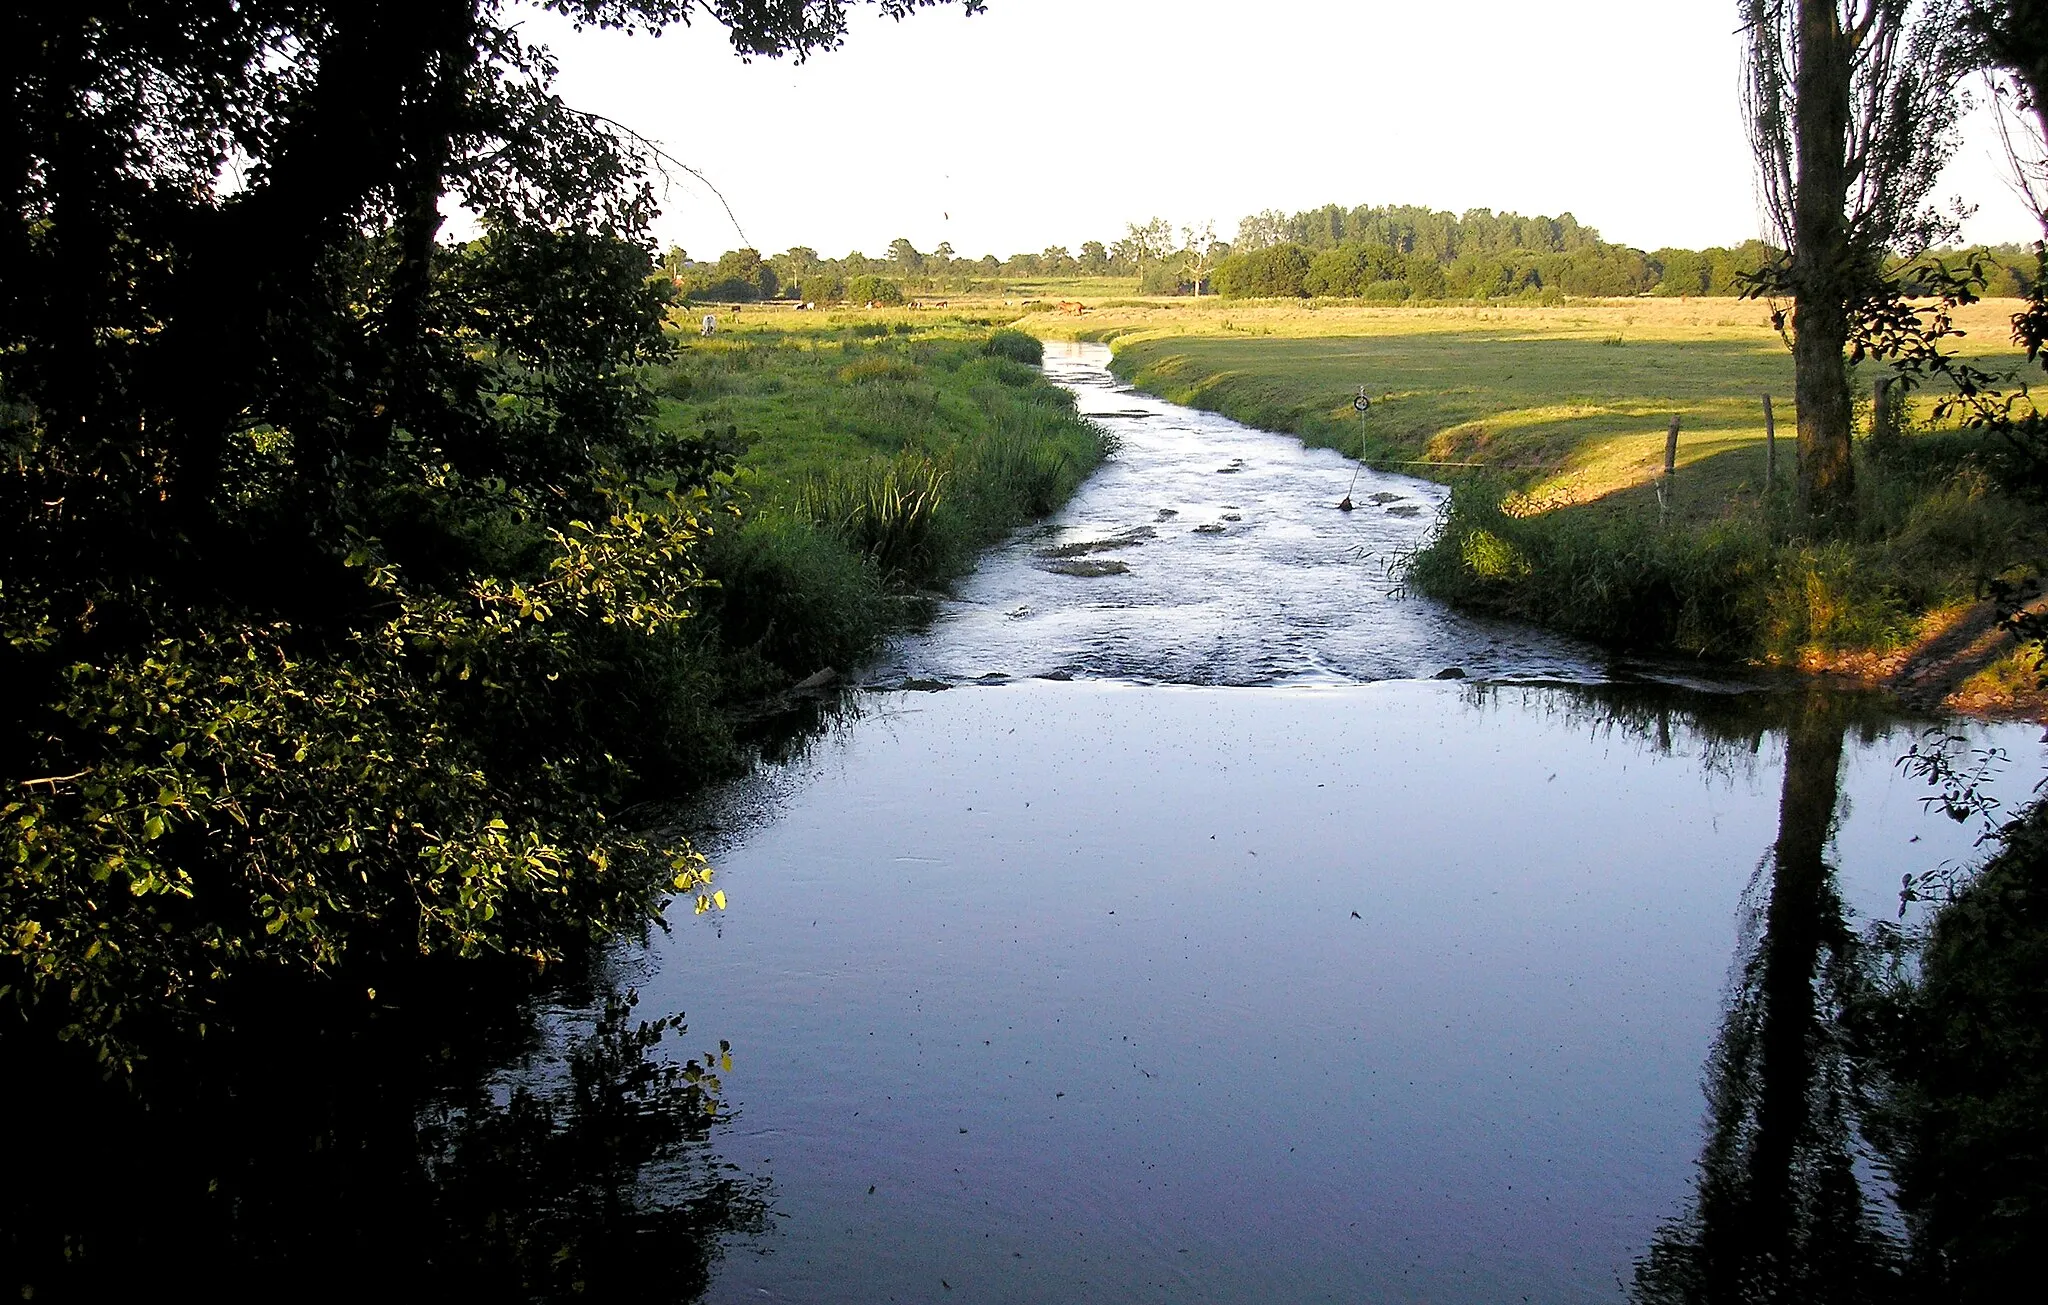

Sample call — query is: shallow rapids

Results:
[870,341,1597,687]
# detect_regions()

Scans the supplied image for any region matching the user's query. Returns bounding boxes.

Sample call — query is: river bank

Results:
[997,296,2048,720]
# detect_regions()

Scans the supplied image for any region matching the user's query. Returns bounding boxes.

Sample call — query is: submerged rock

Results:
[900,677,953,692]
[1155,508,1179,520]
[1434,667,1468,680]
[1369,491,1403,504]
[1035,526,1156,559]
[1192,523,1227,535]
[1042,558,1131,577]
[1386,504,1423,517]
[1222,513,1242,522]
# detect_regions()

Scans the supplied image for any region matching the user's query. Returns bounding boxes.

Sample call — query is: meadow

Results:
[986,292,2047,712]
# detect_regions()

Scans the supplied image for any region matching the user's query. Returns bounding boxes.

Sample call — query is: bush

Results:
[1363,279,1412,303]
[1212,244,1312,298]
[982,329,1043,365]
[798,272,845,303]
[846,274,904,306]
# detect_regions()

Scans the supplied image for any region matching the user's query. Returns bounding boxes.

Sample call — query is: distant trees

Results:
[887,237,924,273]
[1212,244,1313,298]
[1741,0,1971,520]
[676,247,778,301]
[1113,217,1179,284]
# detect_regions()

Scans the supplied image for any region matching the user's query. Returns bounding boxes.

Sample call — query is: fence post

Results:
[1762,393,1776,492]
[1664,415,1680,476]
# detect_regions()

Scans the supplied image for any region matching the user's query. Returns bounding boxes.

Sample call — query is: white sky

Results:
[523,0,2040,260]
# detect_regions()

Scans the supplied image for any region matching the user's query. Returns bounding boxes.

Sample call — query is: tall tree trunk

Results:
[1792,0,1858,521]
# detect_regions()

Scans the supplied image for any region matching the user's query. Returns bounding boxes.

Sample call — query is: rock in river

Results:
[1041,558,1131,577]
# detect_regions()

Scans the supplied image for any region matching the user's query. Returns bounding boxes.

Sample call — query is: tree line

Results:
[664,205,2043,305]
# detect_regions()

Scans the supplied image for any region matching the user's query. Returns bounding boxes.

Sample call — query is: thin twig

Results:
[571,109,751,247]
[18,770,90,788]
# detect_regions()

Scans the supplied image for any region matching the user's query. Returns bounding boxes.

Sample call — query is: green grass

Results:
[1014,296,2046,680]
[644,310,1109,686]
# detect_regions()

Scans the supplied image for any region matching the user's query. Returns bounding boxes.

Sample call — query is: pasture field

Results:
[996,293,2047,713]
[1022,295,2027,513]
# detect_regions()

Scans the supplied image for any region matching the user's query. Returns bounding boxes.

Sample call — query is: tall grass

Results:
[796,455,948,580]
[1406,436,2041,664]
[649,322,1108,683]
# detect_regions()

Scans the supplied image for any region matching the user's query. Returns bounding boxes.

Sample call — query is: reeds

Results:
[796,455,949,580]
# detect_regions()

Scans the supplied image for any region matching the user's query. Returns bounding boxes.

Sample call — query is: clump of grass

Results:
[983,329,1044,365]
[796,455,949,581]
[837,353,922,384]
[700,515,893,679]
[1405,477,1773,657]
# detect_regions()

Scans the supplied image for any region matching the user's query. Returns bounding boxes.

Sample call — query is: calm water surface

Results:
[642,345,2042,1302]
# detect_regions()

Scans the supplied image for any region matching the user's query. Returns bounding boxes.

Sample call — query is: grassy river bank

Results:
[999,292,2047,719]
[645,311,1106,751]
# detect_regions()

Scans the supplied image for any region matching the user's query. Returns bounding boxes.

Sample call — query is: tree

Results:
[1112,216,1177,282]
[0,0,982,1065]
[887,236,924,273]
[1079,240,1109,274]
[1741,0,1970,521]
[1180,221,1221,296]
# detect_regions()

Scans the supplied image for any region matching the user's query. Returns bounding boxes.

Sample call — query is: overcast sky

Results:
[523,0,2039,260]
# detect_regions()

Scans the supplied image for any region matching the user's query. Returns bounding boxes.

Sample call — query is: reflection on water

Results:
[1634,695,1901,1302]
[3,968,771,1298]
[1635,697,2048,1303]
[657,679,2039,1304]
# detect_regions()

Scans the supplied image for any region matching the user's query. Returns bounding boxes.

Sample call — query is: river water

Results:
[628,343,2044,1302]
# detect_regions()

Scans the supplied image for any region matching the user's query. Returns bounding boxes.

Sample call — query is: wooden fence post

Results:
[1872,375,1895,452]
[1762,393,1776,492]
[1664,415,1681,476]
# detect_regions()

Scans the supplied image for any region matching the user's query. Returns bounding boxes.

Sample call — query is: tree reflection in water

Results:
[2,968,771,1300]
[1635,694,2048,1303]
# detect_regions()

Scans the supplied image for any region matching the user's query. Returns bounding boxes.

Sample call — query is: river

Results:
[24,342,2034,1299]
[632,343,2043,1302]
